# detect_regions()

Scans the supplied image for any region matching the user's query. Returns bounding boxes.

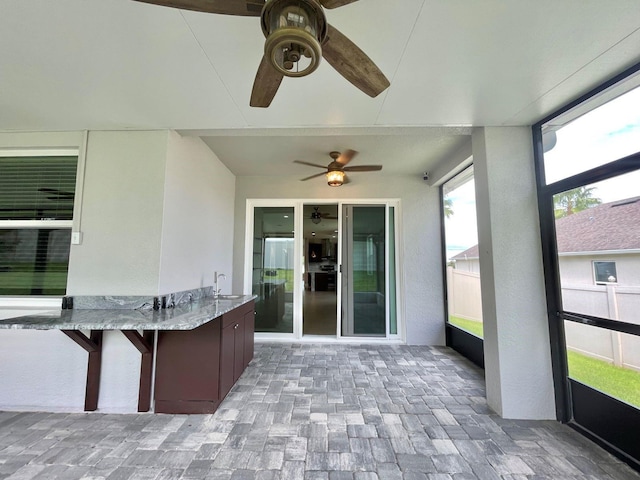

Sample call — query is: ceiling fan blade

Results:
[294,160,328,169]
[131,0,264,16]
[300,172,327,182]
[322,24,390,98]
[336,149,357,166]
[250,55,284,107]
[38,187,75,198]
[343,165,383,172]
[319,0,359,8]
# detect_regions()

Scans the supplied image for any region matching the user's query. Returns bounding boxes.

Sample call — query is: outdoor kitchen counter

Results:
[0,296,256,414]
[0,295,256,331]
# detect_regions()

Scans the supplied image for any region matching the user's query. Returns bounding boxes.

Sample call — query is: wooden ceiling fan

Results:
[132,0,390,107]
[295,149,382,186]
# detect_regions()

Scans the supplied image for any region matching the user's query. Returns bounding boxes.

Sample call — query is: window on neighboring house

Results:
[0,153,78,296]
[594,261,617,284]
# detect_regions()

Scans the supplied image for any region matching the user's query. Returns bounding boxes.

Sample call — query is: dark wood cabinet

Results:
[243,308,255,367]
[219,319,236,402]
[154,300,255,414]
[154,317,221,414]
[220,300,254,399]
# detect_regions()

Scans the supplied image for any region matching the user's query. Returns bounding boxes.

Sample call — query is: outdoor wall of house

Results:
[0,310,86,412]
[452,258,480,273]
[158,132,235,294]
[0,132,90,411]
[0,130,237,412]
[232,174,444,345]
[559,253,640,286]
[66,130,167,296]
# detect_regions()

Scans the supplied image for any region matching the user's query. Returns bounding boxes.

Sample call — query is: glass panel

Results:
[443,168,483,338]
[389,207,397,335]
[342,205,385,337]
[565,321,640,409]
[303,204,338,336]
[0,156,77,220]
[554,170,640,325]
[252,207,294,333]
[542,83,640,185]
[594,261,617,284]
[0,229,71,295]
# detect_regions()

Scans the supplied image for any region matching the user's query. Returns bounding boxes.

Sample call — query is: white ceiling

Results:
[2,0,640,177]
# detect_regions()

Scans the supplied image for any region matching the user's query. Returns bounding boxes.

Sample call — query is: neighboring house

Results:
[450,197,640,371]
[451,245,480,274]
[453,196,640,290]
[555,196,640,289]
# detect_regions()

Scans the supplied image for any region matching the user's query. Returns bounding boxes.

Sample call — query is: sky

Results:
[544,85,640,203]
[444,179,477,260]
[443,84,640,260]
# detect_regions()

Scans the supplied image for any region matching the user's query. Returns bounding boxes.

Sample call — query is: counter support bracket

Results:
[61,330,103,412]
[122,330,154,412]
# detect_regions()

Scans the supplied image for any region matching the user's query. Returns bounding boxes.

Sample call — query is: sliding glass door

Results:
[341,204,389,337]
[247,200,400,340]
[251,206,294,334]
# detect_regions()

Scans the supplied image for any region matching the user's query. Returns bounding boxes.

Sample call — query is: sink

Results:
[217,294,244,300]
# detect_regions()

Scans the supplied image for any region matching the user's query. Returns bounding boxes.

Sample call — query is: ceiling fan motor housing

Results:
[261,0,327,77]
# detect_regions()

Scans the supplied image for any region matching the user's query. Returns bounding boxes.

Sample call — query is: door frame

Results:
[245,198,404,342]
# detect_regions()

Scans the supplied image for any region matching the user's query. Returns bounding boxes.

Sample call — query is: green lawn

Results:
[267,268,382,293]
[447,319,640,408]
[567,350,640,409]
[448,315,484,338]
[0,263,69,295]
[269,269,294,291]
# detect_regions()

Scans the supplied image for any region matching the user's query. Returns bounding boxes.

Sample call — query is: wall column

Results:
[472,127,556,419]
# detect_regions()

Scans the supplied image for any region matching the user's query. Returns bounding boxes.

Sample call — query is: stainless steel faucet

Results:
[214,272,226,298]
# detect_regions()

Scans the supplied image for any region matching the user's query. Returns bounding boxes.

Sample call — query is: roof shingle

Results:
[450,196,640,260]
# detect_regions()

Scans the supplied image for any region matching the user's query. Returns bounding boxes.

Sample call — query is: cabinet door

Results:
[233,320,245,382]
[243,309,255,367]
[154,318,221,414]
[219,323,236,400]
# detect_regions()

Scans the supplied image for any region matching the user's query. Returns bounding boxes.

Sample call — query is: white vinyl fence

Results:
[447,267,640,372]
[446,267,483,321]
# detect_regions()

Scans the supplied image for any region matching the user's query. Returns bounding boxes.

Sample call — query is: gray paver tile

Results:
[0,344,637,480]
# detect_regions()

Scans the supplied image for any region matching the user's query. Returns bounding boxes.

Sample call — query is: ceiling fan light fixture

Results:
[311,206,322,223]
[262,0,327,78]
[326,170,344,187]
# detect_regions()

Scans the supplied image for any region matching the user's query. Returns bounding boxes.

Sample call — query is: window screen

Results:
[0,156,77,220]
[0,154,77,296]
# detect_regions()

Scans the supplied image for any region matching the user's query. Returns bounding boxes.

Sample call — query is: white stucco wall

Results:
[67,130,167,296]
[232,174,444,345]
[159,132,235,294]
[473,127,555,420]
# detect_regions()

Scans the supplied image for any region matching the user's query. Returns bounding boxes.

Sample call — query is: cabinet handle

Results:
[234,324,239,329]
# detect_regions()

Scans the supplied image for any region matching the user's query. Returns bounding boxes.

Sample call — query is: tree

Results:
[554,186,602,219]
[443,197,454,218]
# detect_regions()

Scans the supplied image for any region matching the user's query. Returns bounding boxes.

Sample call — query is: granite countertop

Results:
[0,295,256,331]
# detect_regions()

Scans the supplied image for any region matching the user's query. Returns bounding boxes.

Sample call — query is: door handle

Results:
[234,324,239,329]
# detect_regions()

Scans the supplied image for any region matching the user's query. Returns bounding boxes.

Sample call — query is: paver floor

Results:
[1,343,639,479]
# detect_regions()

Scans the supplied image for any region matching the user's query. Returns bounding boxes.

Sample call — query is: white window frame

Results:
[244,198,404,343]
[0,147,82,305]
[593,260,618,285]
